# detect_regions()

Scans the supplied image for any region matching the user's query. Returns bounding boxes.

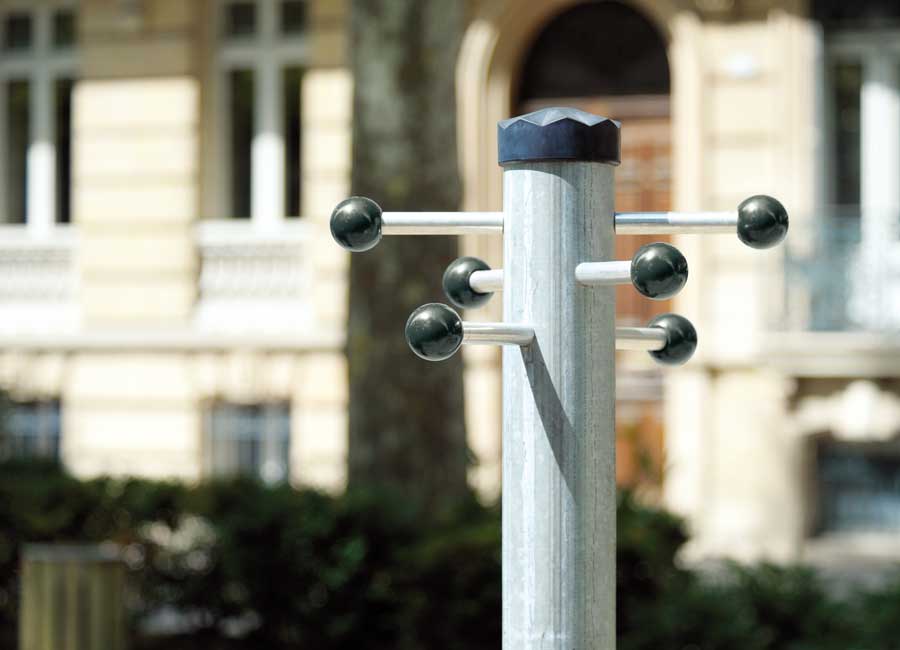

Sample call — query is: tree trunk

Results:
[347,0,467,505]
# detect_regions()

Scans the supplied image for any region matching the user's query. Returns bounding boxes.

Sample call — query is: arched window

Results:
[515,1,672,317]
[515,2,673,488]
[517,2,669,106]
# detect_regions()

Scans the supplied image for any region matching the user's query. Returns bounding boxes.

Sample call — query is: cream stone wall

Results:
[75,0,201,326]
[665,6,820,562]
[292,351,348,488]
[79,0,197,78]
[66,353,201,478]
[464,345,503,498]
[302,68,352,335]
[0,344,347,483]
[62,1,203,480]
[0,0,355,491]
[74,77,200,325]
[6,0,868,557]
[293,0,352,490]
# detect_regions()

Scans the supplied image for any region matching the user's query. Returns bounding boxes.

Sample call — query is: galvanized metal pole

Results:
[499,108,620,650]
[330,96,787,650]
[332,105,785,650]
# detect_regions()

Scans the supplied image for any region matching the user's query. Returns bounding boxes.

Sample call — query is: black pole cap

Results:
[443,257,493,309]
[631,242,689,300]
[405,303,464,362]
[737,195,789,249]
[648,313,697,366]
[498,107,620,166]
[330,196,383,252]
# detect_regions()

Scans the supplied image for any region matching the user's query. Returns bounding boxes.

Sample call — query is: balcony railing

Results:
[0,226,78,335]
[0,222,316,340]
[782,209,900,332]
[194,220,314,334]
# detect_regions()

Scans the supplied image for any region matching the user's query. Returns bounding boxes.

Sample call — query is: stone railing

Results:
[194,221,314,334]
[0,226,78,335]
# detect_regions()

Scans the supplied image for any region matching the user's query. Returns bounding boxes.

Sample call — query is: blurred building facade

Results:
[1,0,899,566]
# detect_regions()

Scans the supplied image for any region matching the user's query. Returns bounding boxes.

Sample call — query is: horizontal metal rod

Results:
[615,211,736,234]
[462,322,534,346]
[469,269,504,293]
[460,323,666,351]
[382,212,503,235]
[467,262,637,293]
[615,326,667,351]
[380,210,735,235]
[575,260,632,285]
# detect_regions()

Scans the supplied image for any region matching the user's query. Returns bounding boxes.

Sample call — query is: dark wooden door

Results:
[522,95,671,490]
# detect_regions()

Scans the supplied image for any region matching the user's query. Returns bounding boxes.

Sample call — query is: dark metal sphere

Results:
[405,303,464,362]
[329,196,383,252]
[630,242,689,300]
[737,195,789,249]
[648,313,697,366]
[443,256,493,309]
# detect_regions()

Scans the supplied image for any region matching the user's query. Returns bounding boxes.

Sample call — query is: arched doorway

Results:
[516,1,672,490]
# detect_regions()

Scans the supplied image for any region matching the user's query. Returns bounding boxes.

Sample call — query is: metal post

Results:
[499,108,619,649]
[329,104,788,650]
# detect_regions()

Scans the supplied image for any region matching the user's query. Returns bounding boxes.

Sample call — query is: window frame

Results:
[819,29,900,329]
[824,31,900,225]
[204,400,293,483]
[0,2,77,233]
[209,0,309,228]
[813,435,900,536]
[0,398,62,462]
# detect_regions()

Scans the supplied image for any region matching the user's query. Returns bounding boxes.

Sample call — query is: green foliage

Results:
[2,460,900,650]
[723,563,851,650]
[851,574,900,650]
[0,462,497,650]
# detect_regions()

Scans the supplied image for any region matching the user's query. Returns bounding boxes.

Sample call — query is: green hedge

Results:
[0,460,500,650]
[1,461,899,649]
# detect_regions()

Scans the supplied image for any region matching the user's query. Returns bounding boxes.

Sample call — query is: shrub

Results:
[0,462,500,650]
[2,460,900,650]
[851,575,900,650]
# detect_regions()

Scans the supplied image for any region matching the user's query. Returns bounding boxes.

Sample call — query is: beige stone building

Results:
[1,0,899,566]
